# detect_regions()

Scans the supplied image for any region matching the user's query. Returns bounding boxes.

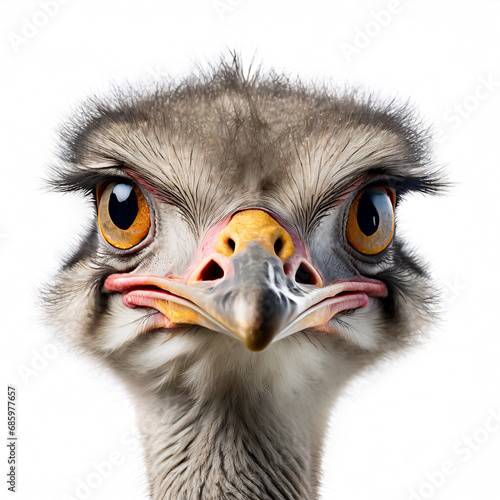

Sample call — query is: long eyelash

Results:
[305,166,448,233]
[47,167,128,195]
[48,162,203,237]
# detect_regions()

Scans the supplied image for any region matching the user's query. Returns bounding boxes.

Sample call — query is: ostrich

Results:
[45,60,443,499]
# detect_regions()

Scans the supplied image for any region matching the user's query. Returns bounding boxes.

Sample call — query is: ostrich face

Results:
[46,65,441,394]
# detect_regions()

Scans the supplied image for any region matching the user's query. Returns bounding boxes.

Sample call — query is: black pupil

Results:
[357,189,383,236]
[109,184,139,230]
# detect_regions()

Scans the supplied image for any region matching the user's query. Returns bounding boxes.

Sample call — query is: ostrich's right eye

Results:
[97,182,151,249]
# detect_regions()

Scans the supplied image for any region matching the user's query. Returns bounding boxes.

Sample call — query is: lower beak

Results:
[104,241,387,351]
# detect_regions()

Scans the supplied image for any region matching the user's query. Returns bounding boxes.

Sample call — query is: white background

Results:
[1,1,499,499]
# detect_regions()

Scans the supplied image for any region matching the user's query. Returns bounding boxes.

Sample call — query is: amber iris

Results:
[346,187,395,255]
[97,182,151,249]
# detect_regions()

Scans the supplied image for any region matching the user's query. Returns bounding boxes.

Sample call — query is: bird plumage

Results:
[44,58,444,499]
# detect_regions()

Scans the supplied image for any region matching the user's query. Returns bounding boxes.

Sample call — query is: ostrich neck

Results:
[134,383,337,500]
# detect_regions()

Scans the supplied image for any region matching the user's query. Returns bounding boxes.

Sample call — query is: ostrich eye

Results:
[346,187,395,255]
[97,182,151,249]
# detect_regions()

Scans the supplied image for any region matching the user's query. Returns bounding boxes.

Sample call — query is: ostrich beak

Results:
[104,210,387,351]
[193,241,302,351]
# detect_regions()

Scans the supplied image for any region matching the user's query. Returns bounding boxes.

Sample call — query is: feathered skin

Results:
[44,58,444,499]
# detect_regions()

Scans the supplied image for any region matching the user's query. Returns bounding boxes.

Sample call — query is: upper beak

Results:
[104,210,387,351]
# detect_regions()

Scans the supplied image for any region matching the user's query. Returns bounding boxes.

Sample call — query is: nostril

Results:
[199,260,225,281]
[274,237,283,257]
[295,262,318,285]
[227,238,235,251]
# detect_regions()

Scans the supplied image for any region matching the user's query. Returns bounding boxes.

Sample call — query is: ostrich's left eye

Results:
[97,182,151,249]
[346,187,395,255]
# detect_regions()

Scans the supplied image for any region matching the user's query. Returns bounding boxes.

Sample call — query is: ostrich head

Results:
[45,60,442,499]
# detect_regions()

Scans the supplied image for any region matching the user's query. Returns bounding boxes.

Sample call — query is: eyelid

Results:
[353,183,396,207]
[96,182,108,202]
[123,168,166,201]
[338,175,397,207]
[95,174,139,200]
